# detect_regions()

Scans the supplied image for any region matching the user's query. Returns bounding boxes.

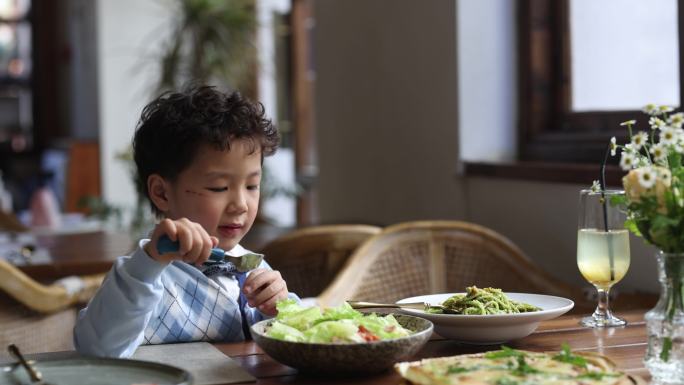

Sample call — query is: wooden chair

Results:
[0,260,104,359]
[0,293,78,360]
[258,224,382,298]
[0,259,104,313]
[317,220,590,309]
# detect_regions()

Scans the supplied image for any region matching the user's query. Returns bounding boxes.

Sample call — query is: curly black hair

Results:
[133,86,279,216]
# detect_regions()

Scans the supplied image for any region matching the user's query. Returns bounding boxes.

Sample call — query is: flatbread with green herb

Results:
[395,345,639,385]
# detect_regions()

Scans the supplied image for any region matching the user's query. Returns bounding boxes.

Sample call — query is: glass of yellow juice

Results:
[577,189,630,327]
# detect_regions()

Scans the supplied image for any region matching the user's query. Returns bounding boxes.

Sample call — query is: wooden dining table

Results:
[212,309,650,384]
[0,304,650,384]
[3,230,652,383]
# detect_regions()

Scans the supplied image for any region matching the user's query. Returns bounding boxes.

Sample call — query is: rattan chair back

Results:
[0,292,77,360]
[318,220,580,306]
[259,224,382,298]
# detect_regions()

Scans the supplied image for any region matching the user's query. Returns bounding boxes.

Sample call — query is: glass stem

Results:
[594,287,611,319]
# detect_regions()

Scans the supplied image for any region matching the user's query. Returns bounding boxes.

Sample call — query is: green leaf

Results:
[552,343,587,368]
[447,365,470,374]
[610,194,627,206]
[485,346,524,359]
[495,377,519,385]
[512,355,539,376]
[623,218,642,237]
[576,372,620,380]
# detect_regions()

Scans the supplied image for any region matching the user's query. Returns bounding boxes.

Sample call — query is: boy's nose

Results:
[227,191,248,213]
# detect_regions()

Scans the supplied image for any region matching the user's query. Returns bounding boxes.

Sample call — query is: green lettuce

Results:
[264,300,414,343]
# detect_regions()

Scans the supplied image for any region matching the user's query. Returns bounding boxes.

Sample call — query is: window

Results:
[518,0,683,164]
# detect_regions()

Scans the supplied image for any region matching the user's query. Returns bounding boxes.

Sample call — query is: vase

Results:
[644,251,684,383]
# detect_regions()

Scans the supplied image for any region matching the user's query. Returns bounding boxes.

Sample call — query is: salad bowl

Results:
[250,313,433,374]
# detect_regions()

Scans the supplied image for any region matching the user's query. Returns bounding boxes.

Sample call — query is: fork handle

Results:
[157,235,225,262]
[348,301,425,310]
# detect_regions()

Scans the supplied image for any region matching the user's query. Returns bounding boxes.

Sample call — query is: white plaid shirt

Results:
[74,240,297,358]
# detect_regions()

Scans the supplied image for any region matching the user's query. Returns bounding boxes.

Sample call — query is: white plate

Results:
[396,293,574,344]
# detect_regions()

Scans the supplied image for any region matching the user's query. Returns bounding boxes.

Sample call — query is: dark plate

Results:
[0,357,192,385]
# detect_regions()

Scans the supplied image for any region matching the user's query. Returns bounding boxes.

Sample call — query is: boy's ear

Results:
[147,174,170,213]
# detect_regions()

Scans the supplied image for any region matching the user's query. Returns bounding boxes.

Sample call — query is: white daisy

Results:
[643,104,659,115]
[674,187,684,207]
[624,143,636,153]
[637,167,656,189]
[659,105,675,114]
[590,180,601,193]
[636,156,651,168]
[649,117,666,130]
[610,137,617,156]
[630,131,648,150]
[675,142,684,154]
[660,127,678,145]
[669,112,684,128]
[620,152,636,171]
[620,119,637,127]
[650,142,668,162]
[676,128,684,141]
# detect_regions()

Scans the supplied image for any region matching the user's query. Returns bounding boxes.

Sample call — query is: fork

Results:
[7,344,46,384]
[348,301,432,310]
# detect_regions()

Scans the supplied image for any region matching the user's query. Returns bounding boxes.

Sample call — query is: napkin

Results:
[133,342,255,385]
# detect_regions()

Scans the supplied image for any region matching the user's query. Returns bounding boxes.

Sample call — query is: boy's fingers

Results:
[251,279,287,306]
[256,290,288,315]
[176,225,193,255]
[160,219,178,241]
[185,226,204,263]
[197,231,213,266]
[154,219,177,250]
[146,219,179,263]
[242,269,271,294]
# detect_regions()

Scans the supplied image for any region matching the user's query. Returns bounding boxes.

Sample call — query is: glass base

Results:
[580,314,626,327]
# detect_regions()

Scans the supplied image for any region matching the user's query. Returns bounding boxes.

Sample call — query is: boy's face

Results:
[162,139,262,251]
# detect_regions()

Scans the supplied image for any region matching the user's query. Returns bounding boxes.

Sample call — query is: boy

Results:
[74,86,295,358]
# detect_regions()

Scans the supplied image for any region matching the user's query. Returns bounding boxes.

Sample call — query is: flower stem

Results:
[599,145,615,281]
[659,255,684,362]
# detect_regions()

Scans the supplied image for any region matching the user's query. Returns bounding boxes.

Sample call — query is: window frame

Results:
[517,0,684,164]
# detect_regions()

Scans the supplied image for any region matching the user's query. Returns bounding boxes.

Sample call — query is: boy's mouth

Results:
[218,224,243,237]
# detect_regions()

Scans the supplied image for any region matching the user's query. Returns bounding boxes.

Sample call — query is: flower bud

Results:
[623,166,671,213]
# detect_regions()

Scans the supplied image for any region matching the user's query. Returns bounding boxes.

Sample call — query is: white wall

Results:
[313,0,465,224]
[465,178,659,293]
[95,0,174,211]
[312,0,659,294]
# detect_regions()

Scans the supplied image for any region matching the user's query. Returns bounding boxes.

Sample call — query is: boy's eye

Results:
[207,187,228,192]
[247,185,260,191]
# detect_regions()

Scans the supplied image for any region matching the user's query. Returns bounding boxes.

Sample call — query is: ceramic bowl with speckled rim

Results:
[250,313,433,374]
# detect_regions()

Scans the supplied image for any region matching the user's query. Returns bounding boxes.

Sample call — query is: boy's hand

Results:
[144,218,218,266]
[243,269,288,316]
